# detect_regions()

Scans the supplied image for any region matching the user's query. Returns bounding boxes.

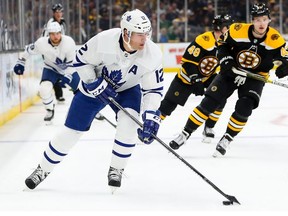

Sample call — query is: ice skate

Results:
[169,130,190,150]
[25,165,50,190]
[213,133,233,157]
[56,96,65,104]
[202,126,215,143]
[108,166,124,194]
[44,108,54,125]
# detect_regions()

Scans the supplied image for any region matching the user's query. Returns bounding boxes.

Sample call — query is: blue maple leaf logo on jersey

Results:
[110,70,122,83]
[55,57,71,70]
[102,66,125,88]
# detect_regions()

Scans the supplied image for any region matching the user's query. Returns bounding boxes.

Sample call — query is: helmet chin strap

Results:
[122,33,135,51]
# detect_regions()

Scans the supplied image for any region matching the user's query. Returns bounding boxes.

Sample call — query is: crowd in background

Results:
[1,0,288,51]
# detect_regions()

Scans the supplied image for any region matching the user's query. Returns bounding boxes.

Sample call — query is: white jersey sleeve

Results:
[73,34,103,83]
[140,41,164,111]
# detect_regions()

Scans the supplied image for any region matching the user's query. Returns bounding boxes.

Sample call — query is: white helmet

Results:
[47,22,62,33]
[120,9,151,48]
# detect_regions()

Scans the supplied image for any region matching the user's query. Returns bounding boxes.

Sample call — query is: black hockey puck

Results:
[222,201,233,205]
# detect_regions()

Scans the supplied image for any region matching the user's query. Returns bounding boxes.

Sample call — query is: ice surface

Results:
[1,73,288,216]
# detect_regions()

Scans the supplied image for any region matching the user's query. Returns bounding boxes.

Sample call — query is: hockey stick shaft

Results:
[108,97,240,204]
[243,70,288,89]
[95,113,117,128]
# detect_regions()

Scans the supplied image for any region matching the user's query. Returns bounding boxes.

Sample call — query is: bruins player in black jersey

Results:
[158,14,233,144]
[169,3,288,155]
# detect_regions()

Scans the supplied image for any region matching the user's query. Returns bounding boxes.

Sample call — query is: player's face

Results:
[221,26,229,34]
[49,32,62,45]
[53,11,63,22]
[129,32,150,50]
[253,15,270,34]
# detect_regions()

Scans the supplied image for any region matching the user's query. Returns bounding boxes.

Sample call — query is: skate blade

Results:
[57,101,65,105]
[109,186,119,194]
[212,150,222,158]
[22,186,33,191]
[45,120,53,126]
[202,137,212,144]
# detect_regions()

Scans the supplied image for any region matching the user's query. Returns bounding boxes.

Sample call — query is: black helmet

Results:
[250,3,270,18]
[52,3,63,12]
[212,14,233,31]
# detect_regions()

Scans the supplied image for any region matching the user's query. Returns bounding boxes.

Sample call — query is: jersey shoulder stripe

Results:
[195,31,216,51]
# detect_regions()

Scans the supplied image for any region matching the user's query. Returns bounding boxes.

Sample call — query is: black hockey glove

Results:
[14,58,26,75]
[275,60,288,79]
[190,74,204,96]
[219,55,237,74]
[232,67,247,86]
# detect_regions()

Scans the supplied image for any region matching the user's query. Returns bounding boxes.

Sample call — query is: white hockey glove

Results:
[232,67,247,86]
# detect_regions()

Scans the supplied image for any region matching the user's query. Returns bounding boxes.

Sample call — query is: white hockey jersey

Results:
[74,28,164,111]
[22,35,76,75]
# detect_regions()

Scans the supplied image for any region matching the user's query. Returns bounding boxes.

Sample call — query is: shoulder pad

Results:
[195,31,216,51]
[229,23,250,39]
[265,27,286,49]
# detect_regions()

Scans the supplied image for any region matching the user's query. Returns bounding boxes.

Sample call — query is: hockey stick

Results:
[241,69,288,89]
[108,97,240,205]
[95,113,116,128]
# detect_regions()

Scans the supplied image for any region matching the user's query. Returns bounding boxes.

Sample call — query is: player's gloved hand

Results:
[137,110,161,144]
[190,74,204,96]
[85,77,117,104]
[275,61,288,78]
[13,58,26,75]
[232,67,247,86]
[219,55,237,74]
[61,72,80,91]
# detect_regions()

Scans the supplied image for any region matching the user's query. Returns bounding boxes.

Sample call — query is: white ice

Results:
[1,72,288,216]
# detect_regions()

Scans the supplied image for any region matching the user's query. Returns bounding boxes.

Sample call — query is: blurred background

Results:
[1,0,288,51]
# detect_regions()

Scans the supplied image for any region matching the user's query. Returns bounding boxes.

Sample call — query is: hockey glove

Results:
[190,74,204,96]
[13,58,26,75]
[232,67,247,86]
[61,72,80,91]
[275,61,288,79]
[137,110,161,144]
[219,55,237,74]
[86,77,117,104]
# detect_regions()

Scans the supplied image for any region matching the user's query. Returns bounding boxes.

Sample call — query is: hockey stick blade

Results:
[225,194,241,205]
[108,97,240,205]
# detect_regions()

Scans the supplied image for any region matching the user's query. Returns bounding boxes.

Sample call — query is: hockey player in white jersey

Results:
[24,9,164,191]
[13,22,80,124]
[42,3,67,103]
